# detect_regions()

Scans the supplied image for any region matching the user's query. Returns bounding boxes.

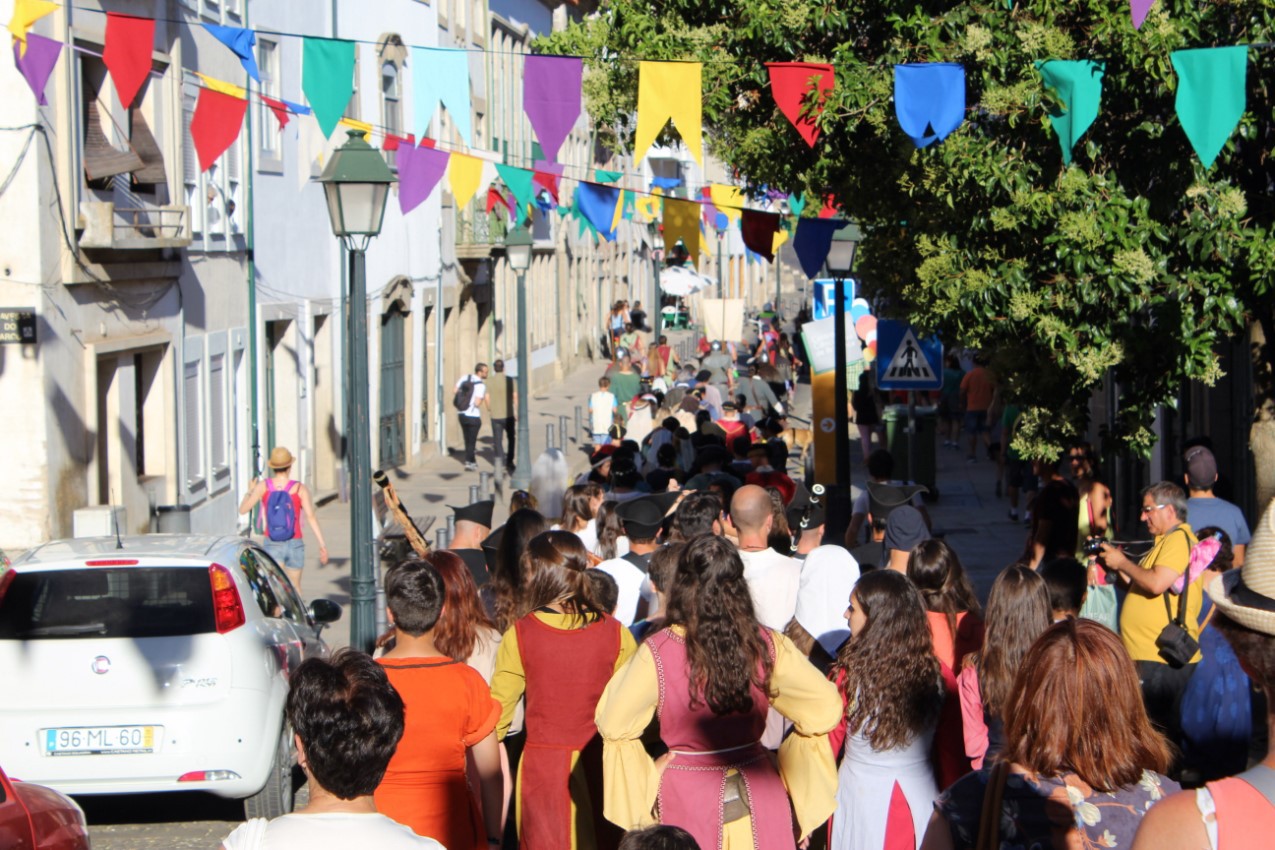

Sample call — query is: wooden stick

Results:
[372,470,430,558]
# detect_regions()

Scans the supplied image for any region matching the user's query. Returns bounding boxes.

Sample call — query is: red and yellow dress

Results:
[375,657,500,849]
[491,611,637,850]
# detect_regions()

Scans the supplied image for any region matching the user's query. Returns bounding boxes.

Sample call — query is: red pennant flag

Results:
[486,185,516,221]
[741,209,782,262]
[261,96,292,130]
[767,62,835,147]
[103,13,156,108]
[818,195,840,218]
[381,133,416,151]
[191,88,248,172]
[533,171,560,203]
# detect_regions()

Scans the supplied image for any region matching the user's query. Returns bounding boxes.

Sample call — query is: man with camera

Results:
[1098,481,1200,764]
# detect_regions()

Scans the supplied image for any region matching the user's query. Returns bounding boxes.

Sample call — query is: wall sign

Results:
[0,309,36,344]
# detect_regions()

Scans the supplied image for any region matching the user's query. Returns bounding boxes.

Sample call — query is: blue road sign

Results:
[876,321,942,391]
[811,278,856,320]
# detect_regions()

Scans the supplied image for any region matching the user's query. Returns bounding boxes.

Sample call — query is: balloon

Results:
[855,314,878,340]
[863,348,876,363]
[850,300,870,322]
[866,340,878,355]
[866,329,878,345]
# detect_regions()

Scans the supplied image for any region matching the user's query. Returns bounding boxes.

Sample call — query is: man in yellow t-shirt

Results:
[1099,481,1199,756]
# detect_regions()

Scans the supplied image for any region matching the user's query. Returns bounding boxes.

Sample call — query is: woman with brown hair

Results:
[597,535,842,850]
[490,531,636,850]
[831,569,945,850]
[428,551,502,682]
[956,566,1051,769]
[907,540,985,788]
[556,483,603,553]
[484,508,547,633]
[921,619,1178,850]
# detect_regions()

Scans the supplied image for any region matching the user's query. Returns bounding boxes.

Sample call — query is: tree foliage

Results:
[542,0,1275,457]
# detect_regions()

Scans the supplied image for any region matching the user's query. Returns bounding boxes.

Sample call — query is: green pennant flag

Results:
[495,164,537,219]
[595,169,623,183]
[303,37,356,138]
[1171,46,1248,169]
[786,193,807,218]
[1037,60,1105,166]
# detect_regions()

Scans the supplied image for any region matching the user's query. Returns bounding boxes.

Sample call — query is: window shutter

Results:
[184,360,203,482]
[209,353,226,469]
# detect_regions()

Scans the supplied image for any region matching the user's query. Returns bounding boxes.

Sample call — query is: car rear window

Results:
[0,568,215,639]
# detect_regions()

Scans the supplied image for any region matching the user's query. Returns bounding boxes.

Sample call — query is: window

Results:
[238,551,281,619]
[257,39,280,161]
[209,352,227,473]
[381,61,402,168]
[182,79,203,237]
[184,359,203,487]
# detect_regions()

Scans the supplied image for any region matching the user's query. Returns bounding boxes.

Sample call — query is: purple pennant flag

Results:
[14,33,62,106]
[523,55,582,162]
[397,143,450,215]
[1130,0,1157,29]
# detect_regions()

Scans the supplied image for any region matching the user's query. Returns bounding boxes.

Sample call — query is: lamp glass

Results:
[507,241,532,272]
[826,239,858,277]
[325,182,390,237]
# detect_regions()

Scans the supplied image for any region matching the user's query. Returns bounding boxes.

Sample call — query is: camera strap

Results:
[1161,527,1194,627]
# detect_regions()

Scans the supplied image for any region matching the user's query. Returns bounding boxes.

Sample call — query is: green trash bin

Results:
[883,404,939,498]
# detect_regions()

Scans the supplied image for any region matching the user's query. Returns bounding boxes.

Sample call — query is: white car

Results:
[0,534,342,819]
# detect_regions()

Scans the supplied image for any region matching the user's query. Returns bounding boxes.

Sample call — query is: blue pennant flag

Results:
[650,176,682,190]
[203,24,261,83]
[576,183,621,242]
[894,63,966,148]
[282,98,312,116]
[793,218,848,280]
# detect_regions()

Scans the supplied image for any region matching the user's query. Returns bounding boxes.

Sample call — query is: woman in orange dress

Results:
[375,554,504,849]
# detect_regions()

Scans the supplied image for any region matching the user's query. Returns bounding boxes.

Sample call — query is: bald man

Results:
[729,484,802,631]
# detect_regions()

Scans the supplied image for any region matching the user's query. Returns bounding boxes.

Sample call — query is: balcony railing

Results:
[79,200,192,250]
[455,198,508,257]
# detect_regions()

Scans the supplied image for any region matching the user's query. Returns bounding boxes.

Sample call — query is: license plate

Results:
[44,726,158,756]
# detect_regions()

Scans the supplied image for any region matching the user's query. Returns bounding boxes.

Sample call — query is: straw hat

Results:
[1207,498,1275,636]
[267,447,294,470]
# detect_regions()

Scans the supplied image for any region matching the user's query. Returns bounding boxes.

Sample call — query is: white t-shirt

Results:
[221,812,445,850]
[594,556,646,626]
[455,374,487,417]
[590,390,617,433]
[738,547,803,631]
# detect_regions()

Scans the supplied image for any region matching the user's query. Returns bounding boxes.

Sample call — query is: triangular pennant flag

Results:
[1036,60,1105,166]
[771,226,789,256]
[793,217,848,280]
[787,193,807,217]
[8,0,56,53]
[447,153,486,207]
[1171,46,1247,169]
[190,87,249,172]
[741,209,782,262]
[398,143,449,215]
[411,47,473,146]
[818,196,840,218]
[196,72,247,99]
[634,61,703,166]
[533,168,561,203]
[595,169,623,183]
[700,186,719,226]
[576,182,621,241]
[302,37,356,138]
[103,13,156,109]
[611,190,629,232]
[203,23,260,82]
[486,185,513,221]
[523,55,581,162]
[663,197,701,260]
[339,117,372,141]
[495,164,537,212]
[766,62,835,147]
[382,133,415,151]
[634,193,660,223]
[261,96,292,129]
[1130,0,1156,30]
[710,185,745,225]
[13,32,60,105]
[894,63,965,148]
[282,98,311,116]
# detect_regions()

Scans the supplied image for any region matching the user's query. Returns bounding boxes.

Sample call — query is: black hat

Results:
[450,499,495,528]
[884,506,930,553]
[866,481,928,521]
[786,484,827,532]
[481,525,505,571]
[616,495,676,538]
[695,369,712,384]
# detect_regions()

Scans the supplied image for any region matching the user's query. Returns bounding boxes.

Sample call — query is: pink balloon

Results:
[866,340,877,355]
[855,315,877,340]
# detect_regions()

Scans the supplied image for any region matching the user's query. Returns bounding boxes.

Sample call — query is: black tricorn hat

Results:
[866,481,928,521]
[450,499,495,528]
[616,493,678,538]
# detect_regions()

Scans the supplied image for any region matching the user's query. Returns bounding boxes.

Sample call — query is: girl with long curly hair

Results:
[956,566,1051,769]
[490,531,636,850]
[907,539,985,788]
[596,535,842,850]
[830,569,944,850]
[483,508,547,632]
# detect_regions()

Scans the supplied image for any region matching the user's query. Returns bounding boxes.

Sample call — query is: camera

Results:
[1082,536,1107,557]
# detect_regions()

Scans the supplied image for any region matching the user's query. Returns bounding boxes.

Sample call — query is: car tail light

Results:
[209,564,246,634]
[178,770,241,782]
[85,559,139,566]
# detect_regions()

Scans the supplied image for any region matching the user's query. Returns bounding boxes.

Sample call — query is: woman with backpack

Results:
[238,446,329,591]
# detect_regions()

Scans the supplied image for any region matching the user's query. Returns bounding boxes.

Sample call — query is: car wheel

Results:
[243,724,294,820]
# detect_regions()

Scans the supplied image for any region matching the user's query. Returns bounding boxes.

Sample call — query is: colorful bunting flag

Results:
[595,169,623,183]
[382,133,416,151]
[650,176,681,190]
[495,164,536,220]
[196,72,247,99]
[486,185,514,220]
[190,87,248,172]
[203,23,260,82]
[766,62,835,147]
[576,182,621,241]
[282,98,312,117]
[787,193,807,217]
[709,185,745,225]
[103,13,156,109]
[741,210,782,262]
[12,32,60,105]
[523,55,581,162]
[1036,60,1105,166]
[8,0,56,54]
[894,63,966,148]
[448,153,486,207]
[1130,0,1157,30]
[397,143,449,215]
[634,61,703,166]
[793,217,848,280]
[533,160,563,203]
[411,47,473,146]
[261,96,292,129]
[339,117,373,141]
[634,192,661,223]
[1171,46,1248,169]
[302,37,356,138]
[662,198,701,260]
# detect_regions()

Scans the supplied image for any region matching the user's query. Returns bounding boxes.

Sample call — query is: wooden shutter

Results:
[83,97,143,181]
[130,109,167,184]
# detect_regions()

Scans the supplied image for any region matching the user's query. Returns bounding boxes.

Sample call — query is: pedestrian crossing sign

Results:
[876,320,942,390]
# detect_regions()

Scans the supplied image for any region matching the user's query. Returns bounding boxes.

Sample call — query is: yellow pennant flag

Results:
[634,61,703,167]
[772,226,789,256]
[195,72,247,100]
[448,154,485,208]
[610,190,628,232]
[662,197,701,261]
[709,184,745,226]
[9,0,57,53]
[635,193,661,223]
[339,117,373,141]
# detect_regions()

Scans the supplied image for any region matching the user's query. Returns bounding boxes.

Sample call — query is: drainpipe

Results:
[244,0,261,490]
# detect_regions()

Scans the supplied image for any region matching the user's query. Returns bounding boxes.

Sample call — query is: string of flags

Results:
[5,1,1270,275]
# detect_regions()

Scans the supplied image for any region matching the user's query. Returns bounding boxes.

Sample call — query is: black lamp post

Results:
[504,225,534,490]
[317,129,395,653]
[825,221,861,499]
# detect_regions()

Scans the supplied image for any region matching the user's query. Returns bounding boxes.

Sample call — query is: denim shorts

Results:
[263,537,305,569]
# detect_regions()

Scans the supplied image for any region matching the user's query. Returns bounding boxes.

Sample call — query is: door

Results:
[379,306,406,467]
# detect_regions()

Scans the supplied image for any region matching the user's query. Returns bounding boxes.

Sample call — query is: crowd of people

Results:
[226,321,1275,850]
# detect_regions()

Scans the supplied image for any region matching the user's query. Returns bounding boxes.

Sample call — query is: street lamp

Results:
[649,223,665,340]
[318,129,395,654]
[825,221,861,499]
[505,224,534,490]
